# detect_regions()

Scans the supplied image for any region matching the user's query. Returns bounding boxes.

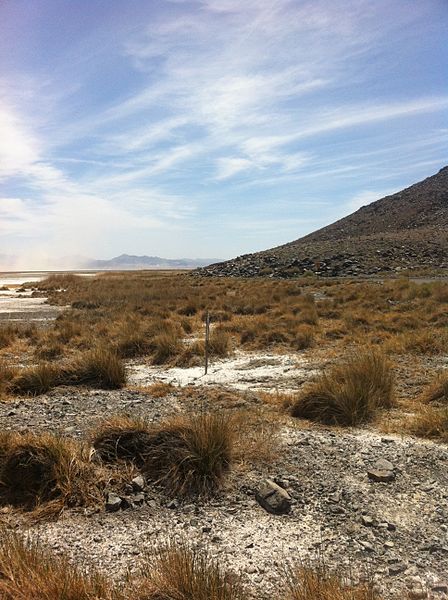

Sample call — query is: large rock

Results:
[255,479,292,515]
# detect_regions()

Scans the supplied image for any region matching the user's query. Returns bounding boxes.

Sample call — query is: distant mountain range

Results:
[86,254,220,270]
[0,254,220,272]
[198,166,448,278]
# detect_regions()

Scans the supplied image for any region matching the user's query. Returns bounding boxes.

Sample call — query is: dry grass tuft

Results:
[284,563,380,600]
[0,432,101,517]
[144,381,175,398]
[0,530,119,600]
[291,350,394,425]
[10,363,57,396]
[143,412,233,497]
[209,328,232,357]
[406,406,448,442]
[150,331,183,365]
[8,348,125,396]
[420,373,448,404]
[64,347,126,389]
[132,541,247,600]
[0,361,17,396]
[92,416,153,467]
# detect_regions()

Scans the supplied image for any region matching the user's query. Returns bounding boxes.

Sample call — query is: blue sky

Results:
[0,0,447,268]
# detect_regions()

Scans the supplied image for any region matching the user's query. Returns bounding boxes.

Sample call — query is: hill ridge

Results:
[198,166,448,278]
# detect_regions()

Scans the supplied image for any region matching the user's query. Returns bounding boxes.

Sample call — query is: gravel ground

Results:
[1,380,448,599]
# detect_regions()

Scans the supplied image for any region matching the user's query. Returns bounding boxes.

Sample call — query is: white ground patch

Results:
[128,350,319,392]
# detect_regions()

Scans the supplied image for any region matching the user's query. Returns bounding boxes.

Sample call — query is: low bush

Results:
[291,350,394,425]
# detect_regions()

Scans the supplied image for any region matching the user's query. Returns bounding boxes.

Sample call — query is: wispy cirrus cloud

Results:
[0,0,447,264]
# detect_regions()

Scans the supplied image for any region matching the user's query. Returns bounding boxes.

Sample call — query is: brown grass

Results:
[0,432,101,517]
[9,348,126,396]
[92,416,154,467]
[63,347,126,389]
[209,328,232,357]
[150,331,183,365]
[2,271,439,373]
[420,373,448,404]
[143,412,234,497]
[291,350,394,425]
[284,563,380,600]
[0,530,119,600]
[131,541,248,600]
[406,406,448,442]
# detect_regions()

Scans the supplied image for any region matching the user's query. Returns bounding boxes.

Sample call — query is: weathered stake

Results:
[205,310,210,375]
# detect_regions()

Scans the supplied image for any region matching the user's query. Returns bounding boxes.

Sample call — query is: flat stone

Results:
[408,589,427,599]
[375,458,395,471]
[362,515,374,527]
[255,479,292,515]
[367,469,395,483]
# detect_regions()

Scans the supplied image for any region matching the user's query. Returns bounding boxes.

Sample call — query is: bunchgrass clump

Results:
[0,432,100,517]
[63,347,126,389]
[150,332,183,365]
[407,406,448,442]
[0,531,118,600]
[291,350,394,425]
[209,328,231,357]
[284,562,380,600]
[7,348,125,396]
[131,542,247,600]
[143,412,233,497]
[92,416,153,467]
[420,373,448,404]
[10,363,57,396]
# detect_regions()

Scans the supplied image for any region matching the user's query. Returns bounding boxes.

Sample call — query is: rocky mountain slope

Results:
[199,166,448,278]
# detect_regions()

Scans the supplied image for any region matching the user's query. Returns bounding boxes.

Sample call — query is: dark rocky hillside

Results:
[199,166,448,277]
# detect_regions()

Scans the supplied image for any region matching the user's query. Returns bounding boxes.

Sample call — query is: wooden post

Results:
[204,310,210,375]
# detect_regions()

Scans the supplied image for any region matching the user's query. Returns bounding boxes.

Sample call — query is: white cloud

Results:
[215,157,255,180]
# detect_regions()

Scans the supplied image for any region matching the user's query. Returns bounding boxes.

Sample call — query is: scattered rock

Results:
[389,563,407,576]
[255,479,292,515]
[131,475,145,492]
[105,493,122,512]
[367,469,395,483]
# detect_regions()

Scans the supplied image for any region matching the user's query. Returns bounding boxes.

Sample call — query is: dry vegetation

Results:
[0,271,447,597]
[0,431,103,519]
[291,350,394,425]
[0,532,387,600]
[92,412,233,497]
[284,562,380,600]
[1,272,448,441]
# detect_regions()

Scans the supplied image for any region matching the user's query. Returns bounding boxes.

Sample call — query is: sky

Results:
[0,0,447,269]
